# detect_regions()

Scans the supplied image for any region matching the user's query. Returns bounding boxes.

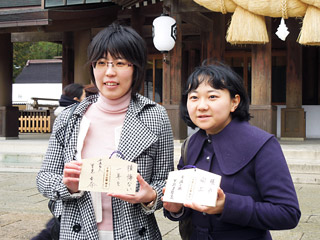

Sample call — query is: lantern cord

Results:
[163,53,169,63]
[163,5,170,15]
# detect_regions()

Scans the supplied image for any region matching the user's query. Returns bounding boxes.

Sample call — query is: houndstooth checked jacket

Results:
[36,93,174,240]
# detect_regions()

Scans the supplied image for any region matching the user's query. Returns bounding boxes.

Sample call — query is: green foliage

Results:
[13,41,62,81]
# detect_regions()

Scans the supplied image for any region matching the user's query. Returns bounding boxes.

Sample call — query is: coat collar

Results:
[55,93,158,163]
[117,94,158,162]
[79,93,159,162]
[188,119,273,175]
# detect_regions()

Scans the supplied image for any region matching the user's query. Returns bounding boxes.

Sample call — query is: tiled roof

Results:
[15,59,62,84]
[0,1,40,8]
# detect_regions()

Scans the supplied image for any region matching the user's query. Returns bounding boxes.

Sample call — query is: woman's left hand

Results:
[184,188,225,215]
[107,174,156,204]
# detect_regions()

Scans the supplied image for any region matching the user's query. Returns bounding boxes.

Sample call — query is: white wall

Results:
[12,83,62,106]
[277,105,320,138]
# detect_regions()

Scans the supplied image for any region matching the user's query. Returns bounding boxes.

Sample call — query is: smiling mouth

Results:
[104,82,119,86]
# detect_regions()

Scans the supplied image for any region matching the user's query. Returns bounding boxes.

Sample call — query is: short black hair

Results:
[87,23,147,98]
[63,83,84,100]
[180,61,252,129]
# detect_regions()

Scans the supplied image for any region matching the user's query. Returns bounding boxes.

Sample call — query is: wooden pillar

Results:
[202,12,225,63]
[163,0,187,140]
[281,21,305,139]
[131,8,145,36]
[250,17,276,135]
[0,34,12,107]
[0,33,19,138]
[187,49,198,78]
[318,48,320,104]
[74,29,91,86]
[62,32,74,89]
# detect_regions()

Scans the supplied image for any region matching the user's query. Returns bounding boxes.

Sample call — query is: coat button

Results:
[73,224,81,233]
[139,227,146,236]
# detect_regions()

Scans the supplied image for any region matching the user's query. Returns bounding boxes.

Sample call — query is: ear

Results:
[231,94,240,112]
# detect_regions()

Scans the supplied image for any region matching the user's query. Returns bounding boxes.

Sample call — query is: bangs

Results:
[91,35,126,61]
[106,33,132,61]
[89,26,139,64]
[185,70,227,95]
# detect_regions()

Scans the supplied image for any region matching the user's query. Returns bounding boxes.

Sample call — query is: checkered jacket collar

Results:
[72,93,155,117]
[65,92,158,162]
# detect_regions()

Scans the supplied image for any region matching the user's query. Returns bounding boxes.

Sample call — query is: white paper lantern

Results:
[152,14,177,53]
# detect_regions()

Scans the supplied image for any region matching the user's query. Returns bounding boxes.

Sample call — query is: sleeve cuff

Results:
[141,189,158,213]
[169,207,185,218]
[70,191,85,198]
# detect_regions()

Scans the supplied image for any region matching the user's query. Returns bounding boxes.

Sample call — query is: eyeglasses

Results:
[92,59,133,71]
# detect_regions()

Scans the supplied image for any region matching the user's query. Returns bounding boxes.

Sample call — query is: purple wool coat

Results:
[165,119,300,240]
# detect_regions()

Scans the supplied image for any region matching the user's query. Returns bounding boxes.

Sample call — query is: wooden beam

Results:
[44,16,116,32]
[177,0,211,13]
[0,5,119,33]
[141,23,200,38]
[117,1,162,19]
[11,32,63,42]
[47,5,120,20]
[180,12,213,32]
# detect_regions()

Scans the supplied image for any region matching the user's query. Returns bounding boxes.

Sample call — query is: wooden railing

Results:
[19,110,51,133]
[31,97,59,109]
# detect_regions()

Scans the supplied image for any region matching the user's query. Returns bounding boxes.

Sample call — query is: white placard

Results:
[163,168,221,207]
[78,156,137,194]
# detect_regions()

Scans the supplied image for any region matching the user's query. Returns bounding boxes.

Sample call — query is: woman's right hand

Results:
[162,187,184,213]
[63,161,82,194]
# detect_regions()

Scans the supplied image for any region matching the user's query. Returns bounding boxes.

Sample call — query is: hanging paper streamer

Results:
[276,18,290,41]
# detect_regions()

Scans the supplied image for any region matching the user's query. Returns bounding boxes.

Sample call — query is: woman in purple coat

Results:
[163,62,300,239]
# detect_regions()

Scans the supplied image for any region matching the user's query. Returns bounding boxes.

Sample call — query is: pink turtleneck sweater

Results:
[82,91,131,231]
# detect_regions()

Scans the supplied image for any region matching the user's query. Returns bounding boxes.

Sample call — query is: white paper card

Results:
[78,156,137,194]
[163,168,221,207]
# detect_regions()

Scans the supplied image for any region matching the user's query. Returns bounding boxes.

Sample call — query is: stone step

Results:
[283,149,320,161]
[0,152,44,162]
[290,172,320,184]
[0,141,48,154]
[0,152,42,172]
[288,162,320,174]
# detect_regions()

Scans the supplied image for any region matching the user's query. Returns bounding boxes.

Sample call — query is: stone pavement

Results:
[1,133,320,239]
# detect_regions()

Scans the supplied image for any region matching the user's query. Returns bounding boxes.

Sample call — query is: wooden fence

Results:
[19,110,51,133]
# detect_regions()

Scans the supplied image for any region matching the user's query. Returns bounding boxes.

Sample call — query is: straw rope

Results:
[220,0,227,14]
[195,0,307,17]
[193,0,320,46]
[281,0,288,19]
[298,5,320,45]
[226,6,269,44]
[300,0,320,9]
[232,0,306,17]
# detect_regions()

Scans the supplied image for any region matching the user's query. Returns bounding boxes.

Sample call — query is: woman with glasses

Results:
[37,23,174,240]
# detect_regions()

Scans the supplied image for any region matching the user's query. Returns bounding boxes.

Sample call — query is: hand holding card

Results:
[163,168,221,207]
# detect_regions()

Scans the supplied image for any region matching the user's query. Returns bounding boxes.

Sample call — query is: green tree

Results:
[13,41,62,81]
